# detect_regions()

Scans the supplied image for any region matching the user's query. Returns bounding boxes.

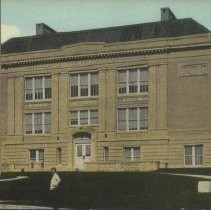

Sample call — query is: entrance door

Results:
[74,133,91,170]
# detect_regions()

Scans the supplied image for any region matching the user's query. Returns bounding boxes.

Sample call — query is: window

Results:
[70,110,98,126]
[90,110,98,124]
[77,145,82,157]
[25,76,51,101]
[85,145,91,157]
[70,72,99,97]
[80,110,88,125]
[185,145,203,166]
[123,147,140,161]
[25,112,51,134]
[103,147,109,161]
[118,68,148,94]
[129,108,137,130]
[34,113,42,134]
[29,149,44,163]
[118,107,148,131]
[56,148,62,165]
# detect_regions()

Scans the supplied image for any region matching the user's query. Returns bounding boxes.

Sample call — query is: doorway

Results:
[74,132,91,170]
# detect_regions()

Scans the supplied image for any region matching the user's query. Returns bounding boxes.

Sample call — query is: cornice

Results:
[1,44,211,69]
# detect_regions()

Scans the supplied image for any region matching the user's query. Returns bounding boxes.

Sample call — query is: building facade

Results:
[1,8,211,172]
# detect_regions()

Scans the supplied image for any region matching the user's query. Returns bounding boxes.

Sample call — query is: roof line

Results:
[2,44,211,69]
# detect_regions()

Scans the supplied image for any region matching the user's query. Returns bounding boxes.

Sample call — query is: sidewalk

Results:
[0,203,73,209]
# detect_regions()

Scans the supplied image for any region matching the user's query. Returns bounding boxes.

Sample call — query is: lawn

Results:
[0,169,211,209]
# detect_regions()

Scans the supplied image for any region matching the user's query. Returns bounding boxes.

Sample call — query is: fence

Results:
[85,161,162,172]
[1,162,45,172]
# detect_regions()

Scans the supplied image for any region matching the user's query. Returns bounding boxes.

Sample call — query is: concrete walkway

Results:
[0,204,74,209]
[0,176,28,182]
[160,173,211,180]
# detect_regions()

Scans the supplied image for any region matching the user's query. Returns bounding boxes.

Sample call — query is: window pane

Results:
[34,113,42,133]
[133,147,140,161]
[56,148,62,164]
[90,110,98,124]
[44,113,51,133]
[80,110,88,125]
[124,147,131,161]
[195,145,203,165]
[80,73,88,96]
[118,109,126,130]
[129,108,137,130]
[70,111,78,125]
[185,146,193,165]
[140,68,149,93]
[129,70,138,93]
[38,150,44,162]
[35,77,43,99]
[70,74,78,97]
[85,145,91,156]
[118,71,127,94]
[25,113,32,134]
[25,78,33,100]
[103,147,109,161]
[91,73,99,96]
[45,76,51,99]
[30,150,36,161]
[140,107,148,129]
[77,145,82,157]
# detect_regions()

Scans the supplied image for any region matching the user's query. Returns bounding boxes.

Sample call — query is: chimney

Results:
[36,23,57,35]
[161,8,176,21]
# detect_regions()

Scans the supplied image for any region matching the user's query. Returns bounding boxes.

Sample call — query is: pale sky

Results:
[1,0,211,43]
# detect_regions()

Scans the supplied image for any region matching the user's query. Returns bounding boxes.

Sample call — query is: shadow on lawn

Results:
[0,171,211,209]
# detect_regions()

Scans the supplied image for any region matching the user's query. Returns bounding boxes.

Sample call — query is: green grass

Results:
[0,170,211,209]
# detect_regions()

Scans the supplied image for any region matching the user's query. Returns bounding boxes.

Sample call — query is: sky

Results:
[1,0,211,43]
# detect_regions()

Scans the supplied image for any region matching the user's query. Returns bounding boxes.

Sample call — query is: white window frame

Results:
[117,107,148,131]
[117,67,148,95]
[123,147,140,161]
[70,109,98,126]
[25,112,51,134]
[25,76,51,101]
[103,146,109,161]
[70,72,99,98]
[184,144,203,167]
[29,149,44,163]
[56,148,62,165]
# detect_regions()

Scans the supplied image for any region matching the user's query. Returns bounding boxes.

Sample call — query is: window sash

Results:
[118,68,148,94]
[103,147,109,161]
[90,110,98,124]
[185,145,203,166]
[123,147,140,161]
[44,112,51,133]
[29,149,44,162]
[80,110,88,125]
[118,109,126,130]
[70,111,78,125]
[85,145,91,156]
[25,76,51,100]
[45,76,52,99]
[25,78,33,100]
[35,77,43,99]
[25,113,51,134]
[70,72,99,97]
[70,110,98,126]
[129,108,137,130]
[56,148,62,164]
[90,73,99,96]
[118,107,148,131]
[25,114,33,134]
[34,113,42,134]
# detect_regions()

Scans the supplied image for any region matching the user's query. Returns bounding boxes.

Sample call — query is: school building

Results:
[1,8,211,172]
